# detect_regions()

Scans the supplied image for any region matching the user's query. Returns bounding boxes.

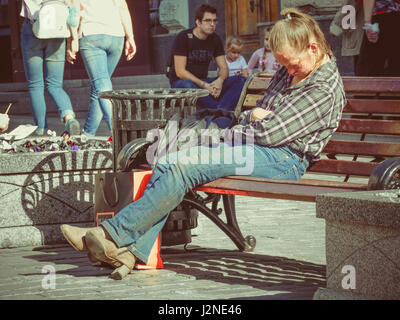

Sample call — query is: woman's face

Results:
[273,44,317,79]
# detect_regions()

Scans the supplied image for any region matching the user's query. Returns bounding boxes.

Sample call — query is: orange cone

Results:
[135,234,164,269]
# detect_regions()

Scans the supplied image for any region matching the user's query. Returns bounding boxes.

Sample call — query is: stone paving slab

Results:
[0,196,326,300]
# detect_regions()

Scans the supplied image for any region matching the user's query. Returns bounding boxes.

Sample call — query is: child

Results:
[247,26,280,75]
[224,36,249,78]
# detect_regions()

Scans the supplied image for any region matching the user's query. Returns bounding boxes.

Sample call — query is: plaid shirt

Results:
[232,57,346,162]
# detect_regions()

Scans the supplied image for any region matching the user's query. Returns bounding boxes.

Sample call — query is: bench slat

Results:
[343,76,400,94]
[194,176,367,202]
[323,140,400,157]
[248,77,271,91]
[243,94,264,107]
[308,159,378,176]
[344,99,400,114]
[242,96,400,115]
[337,118,400,135]
[246,76,400,95]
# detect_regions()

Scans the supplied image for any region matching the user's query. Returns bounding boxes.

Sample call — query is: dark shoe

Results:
[66,118,80,136]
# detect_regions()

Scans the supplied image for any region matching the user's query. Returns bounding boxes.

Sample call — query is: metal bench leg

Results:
[182,192,256,252]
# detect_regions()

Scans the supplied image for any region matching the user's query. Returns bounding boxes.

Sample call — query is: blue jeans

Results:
[21,20,75,135]
[80,34,124,136]
[101,143,309,264]
[172,75,246,112]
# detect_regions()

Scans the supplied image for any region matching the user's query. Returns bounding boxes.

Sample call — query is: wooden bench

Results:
[118,74,400,252]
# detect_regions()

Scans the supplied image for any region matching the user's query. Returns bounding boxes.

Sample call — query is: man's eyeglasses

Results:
[202,19,218,25]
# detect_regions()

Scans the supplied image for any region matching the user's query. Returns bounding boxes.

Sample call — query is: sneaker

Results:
[66,118,80,136]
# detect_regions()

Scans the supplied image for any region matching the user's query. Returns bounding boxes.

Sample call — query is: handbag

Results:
[94,169,164,269]
[32,0,70,39]
[94,170,152,224]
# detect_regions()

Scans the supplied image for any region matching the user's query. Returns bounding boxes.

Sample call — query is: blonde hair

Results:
[225,36,243,52]
[269,8,332,60]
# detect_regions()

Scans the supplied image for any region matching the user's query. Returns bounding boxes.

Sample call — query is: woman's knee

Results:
[27,79,44,91]
[45,84,62,95]
[92,78,113,94]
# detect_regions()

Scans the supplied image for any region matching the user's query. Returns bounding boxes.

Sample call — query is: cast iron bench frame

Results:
[116,74,400,252]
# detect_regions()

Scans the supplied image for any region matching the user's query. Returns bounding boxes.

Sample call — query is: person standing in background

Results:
[355,0,400,76]
[329,0,364,75]
[67,0,136,137]
[20,0,81,136]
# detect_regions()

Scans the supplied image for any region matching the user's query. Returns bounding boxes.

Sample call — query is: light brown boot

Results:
[60,224,98,252]
[109,249,137,280]
[85,227,136,280]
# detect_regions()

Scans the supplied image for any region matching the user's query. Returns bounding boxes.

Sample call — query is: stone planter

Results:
[0,148,112,248]
[314,190,400,300]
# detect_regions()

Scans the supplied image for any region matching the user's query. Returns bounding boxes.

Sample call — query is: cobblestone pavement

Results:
[0,196,326,300]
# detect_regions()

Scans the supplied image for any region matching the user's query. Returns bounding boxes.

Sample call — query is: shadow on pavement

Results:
[162,248,326,299]
[20,245,325,299]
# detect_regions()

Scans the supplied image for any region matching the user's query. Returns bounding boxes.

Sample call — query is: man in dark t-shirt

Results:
[167,4,246,116]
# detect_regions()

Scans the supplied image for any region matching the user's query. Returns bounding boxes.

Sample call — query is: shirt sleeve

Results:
[213,33,225,58]
[240,56,248,69]
[247,50,261,73]
[231,85,335,147]
[172,31,189,57]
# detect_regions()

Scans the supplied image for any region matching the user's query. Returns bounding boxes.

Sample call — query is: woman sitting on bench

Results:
[61,8,347,279]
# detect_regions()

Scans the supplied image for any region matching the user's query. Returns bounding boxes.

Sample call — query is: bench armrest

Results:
[368,157,400,190]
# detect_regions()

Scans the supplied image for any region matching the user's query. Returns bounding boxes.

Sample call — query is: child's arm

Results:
[241,68,249,78]
[240,56,249,78]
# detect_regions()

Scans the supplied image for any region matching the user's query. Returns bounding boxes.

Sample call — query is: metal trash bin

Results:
[98,88,208,171]
[98,88,208,247]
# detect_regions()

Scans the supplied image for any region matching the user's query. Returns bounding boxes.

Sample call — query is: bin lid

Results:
[98,88,209,100]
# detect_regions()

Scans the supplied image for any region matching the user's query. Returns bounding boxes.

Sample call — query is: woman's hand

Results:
[66,38,79,64]
[365,28,379,43]
[125,37,137,61]
[250,107,271,121]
